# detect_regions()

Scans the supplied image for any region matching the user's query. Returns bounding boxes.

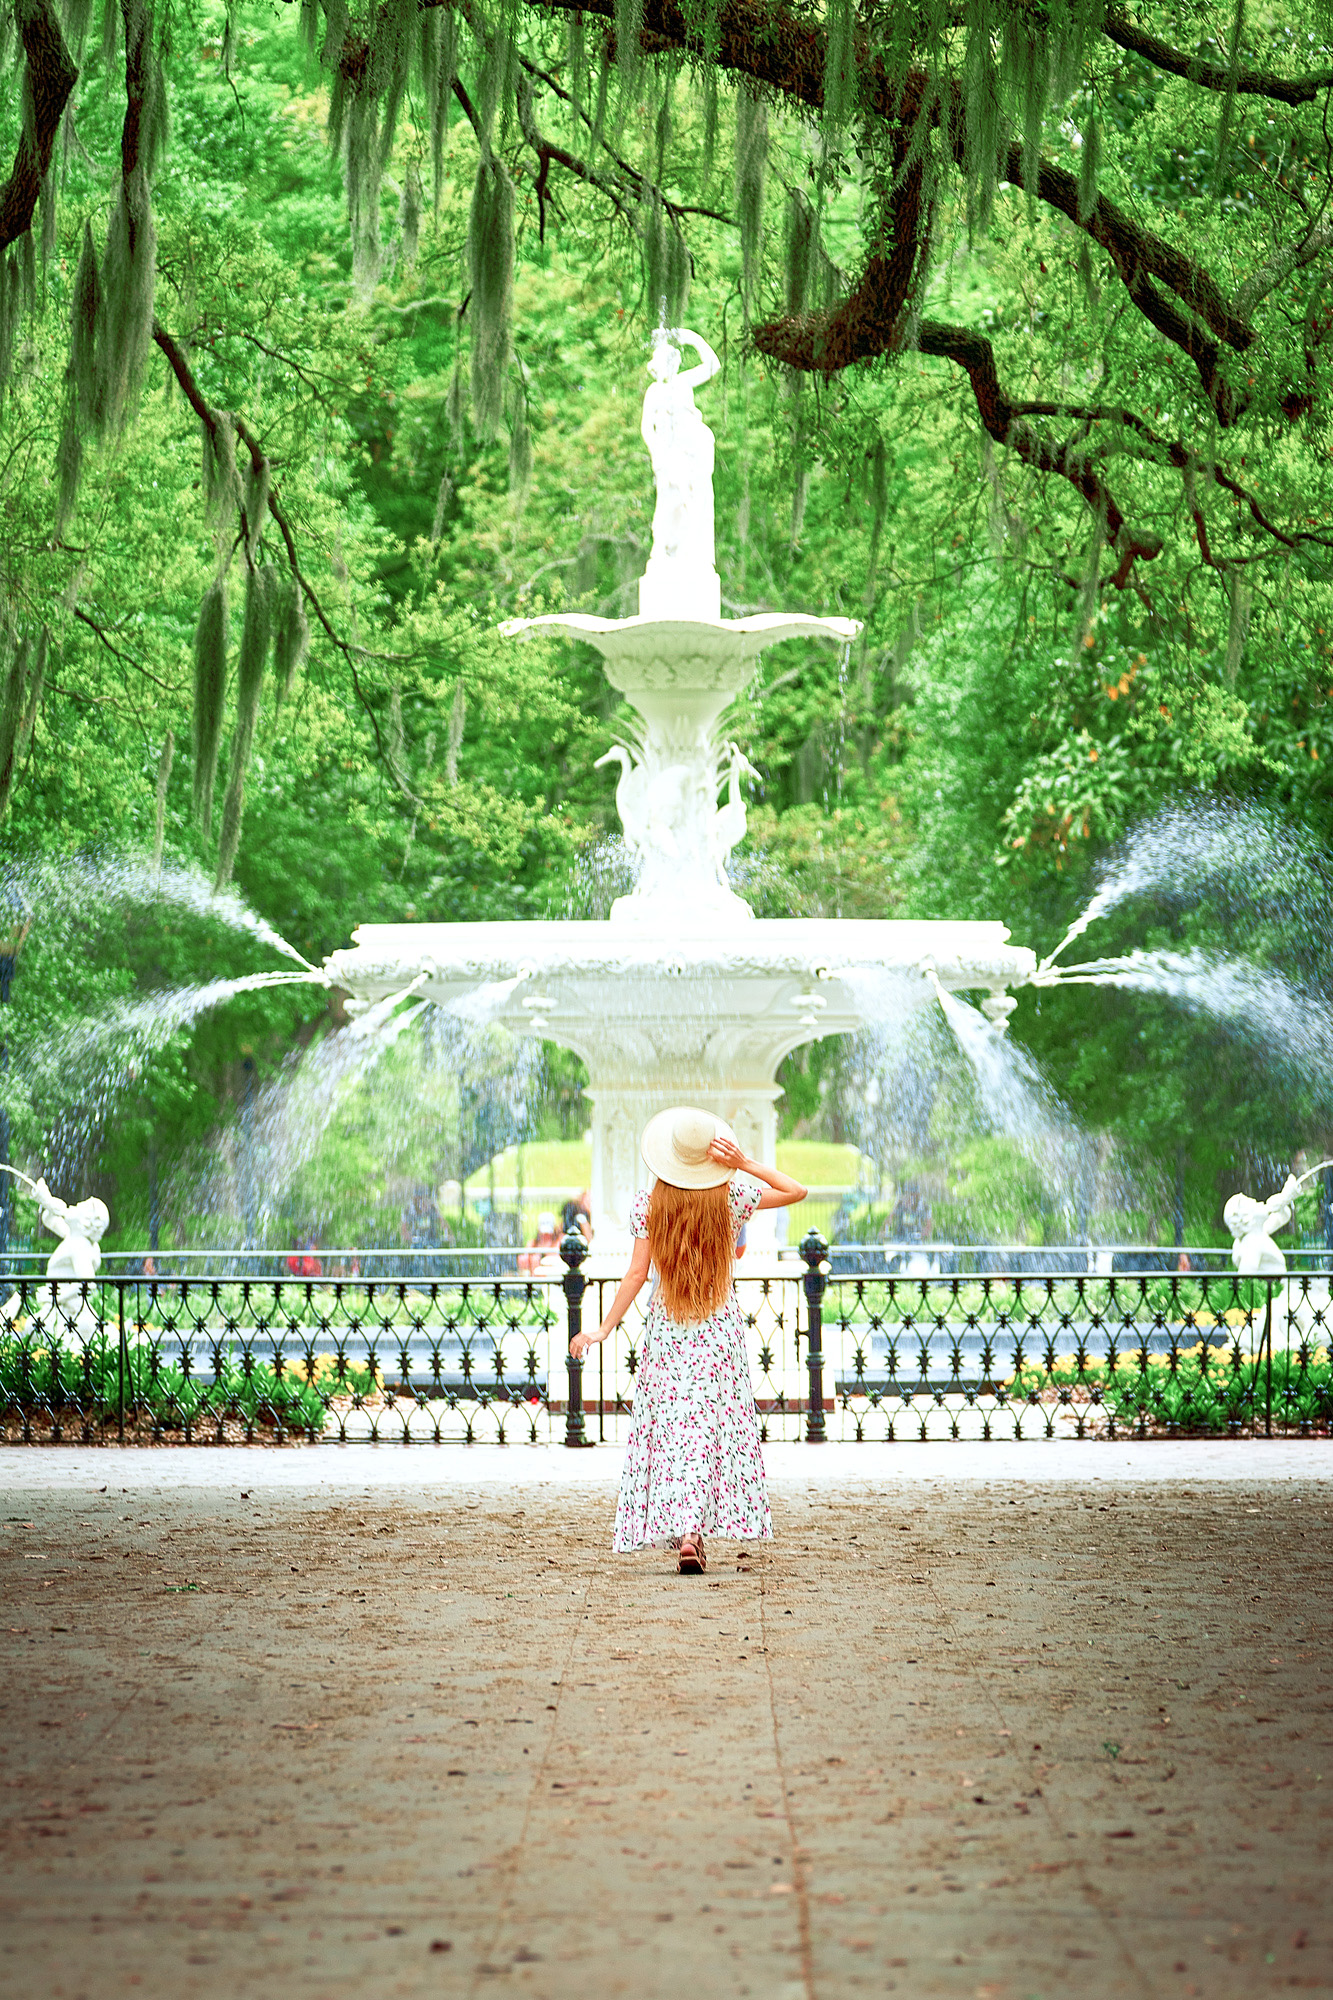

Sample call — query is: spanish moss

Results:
[734,85,767,321]
[191,575,229,832]
[467,152,515,442]
[215,565,276,888]
[272,576,310,707]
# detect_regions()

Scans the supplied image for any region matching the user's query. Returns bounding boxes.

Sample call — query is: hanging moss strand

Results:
[467,152,515,442]
[191,575,229,833]
[734,86,767,321]
[215,566,275,888]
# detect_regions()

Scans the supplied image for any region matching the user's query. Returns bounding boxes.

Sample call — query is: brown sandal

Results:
[678,1535,707,1575]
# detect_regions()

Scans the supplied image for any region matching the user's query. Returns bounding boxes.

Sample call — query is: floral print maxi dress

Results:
[612,1174,774,1552]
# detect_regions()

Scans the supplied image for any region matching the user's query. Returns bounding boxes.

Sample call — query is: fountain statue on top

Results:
[639,328,723,621]
[501,326,861,926]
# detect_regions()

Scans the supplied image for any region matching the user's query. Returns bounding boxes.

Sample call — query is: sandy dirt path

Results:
[0,1443,1329,2000]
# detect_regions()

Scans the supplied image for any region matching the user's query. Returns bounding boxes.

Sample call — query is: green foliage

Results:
[0,1329,378,1434]
[1,0,1333,1252]
[1008,1341,1333,1434]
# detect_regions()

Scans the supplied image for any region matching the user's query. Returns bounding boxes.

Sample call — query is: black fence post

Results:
[0,929,22,1278]
[800,1227,829,1443]
[1263,1282,1274,1439]
[560,1229,593,1448]
[117,1282,127,1443]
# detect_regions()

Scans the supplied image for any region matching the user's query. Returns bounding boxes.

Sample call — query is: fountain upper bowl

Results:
[325,916,1036,998]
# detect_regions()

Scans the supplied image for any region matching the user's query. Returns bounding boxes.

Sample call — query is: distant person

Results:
[519,1212,562,1276]
[286,1237,321,1280]
[561,1189,593,1244]
[570,1108,805,1575]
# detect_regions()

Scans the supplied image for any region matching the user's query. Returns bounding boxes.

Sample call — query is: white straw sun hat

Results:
[640,1106,738,1190]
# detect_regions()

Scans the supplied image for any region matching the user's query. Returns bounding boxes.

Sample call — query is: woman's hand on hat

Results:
[707,1134,746,1172]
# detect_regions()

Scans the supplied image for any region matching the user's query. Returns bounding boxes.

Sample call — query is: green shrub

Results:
[0,1333,380,1434]
[1008,1342,1333,1432]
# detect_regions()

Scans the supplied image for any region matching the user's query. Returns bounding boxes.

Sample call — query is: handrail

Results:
[1,1242,1328,1273]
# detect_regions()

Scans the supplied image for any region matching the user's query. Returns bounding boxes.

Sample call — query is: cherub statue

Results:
[0,1168,109,1341]
[1223,1177,1301,1277]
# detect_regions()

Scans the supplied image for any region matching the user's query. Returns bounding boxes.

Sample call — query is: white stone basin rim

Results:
[324,918,1036,992]
[500,611,863,669]
[500,610,862,729]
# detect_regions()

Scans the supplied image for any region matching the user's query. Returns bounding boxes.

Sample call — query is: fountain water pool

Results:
[324,328,1037,1243]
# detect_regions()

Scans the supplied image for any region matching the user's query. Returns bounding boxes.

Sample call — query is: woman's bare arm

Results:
[707,1136,807,1212]
[570,1236,652,1357]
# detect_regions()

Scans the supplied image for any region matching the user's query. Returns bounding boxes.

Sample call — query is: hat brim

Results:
[640,1107,738,1189]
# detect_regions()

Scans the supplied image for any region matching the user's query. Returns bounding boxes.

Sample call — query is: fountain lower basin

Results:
[324,917,1036,1242]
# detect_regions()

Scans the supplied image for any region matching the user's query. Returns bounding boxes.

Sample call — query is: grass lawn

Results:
[464,1140,594,1195]
[776,1141,869,1189]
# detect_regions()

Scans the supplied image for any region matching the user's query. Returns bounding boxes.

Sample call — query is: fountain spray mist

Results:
[0,854,315,969]
[1041,801,1333,973]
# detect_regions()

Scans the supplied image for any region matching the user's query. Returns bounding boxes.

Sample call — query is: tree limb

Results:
[0,0,77,254]
[1102,11,1333,105]
[70,605,182,689]
[975,383,1328,566]
[994,135,1253,358]
[1234,217,1333,322]
[515,76,633,227]
[526,0,1258,376]
[914,319,1163,575]
[511,43,734,225]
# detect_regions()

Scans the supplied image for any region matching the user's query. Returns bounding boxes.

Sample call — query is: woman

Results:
[570,1106,806,1573]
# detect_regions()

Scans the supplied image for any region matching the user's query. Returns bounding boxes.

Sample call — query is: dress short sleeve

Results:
[729,1174,762,1228]
[630,1189,651,1240]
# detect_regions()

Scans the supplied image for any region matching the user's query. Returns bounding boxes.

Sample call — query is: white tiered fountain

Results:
[325,328,1036,1243]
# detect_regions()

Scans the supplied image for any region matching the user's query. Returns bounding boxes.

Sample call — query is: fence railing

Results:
[5,1241,1333,1283]
[1,1231,1329,1445]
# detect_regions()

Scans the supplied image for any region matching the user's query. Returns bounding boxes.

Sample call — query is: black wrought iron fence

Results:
[1,1231,1330,1445]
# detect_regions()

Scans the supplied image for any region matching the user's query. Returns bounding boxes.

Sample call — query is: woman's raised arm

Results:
[707,1136,807,1212]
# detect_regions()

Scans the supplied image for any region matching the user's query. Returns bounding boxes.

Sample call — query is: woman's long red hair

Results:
[646,1179,735,1323]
